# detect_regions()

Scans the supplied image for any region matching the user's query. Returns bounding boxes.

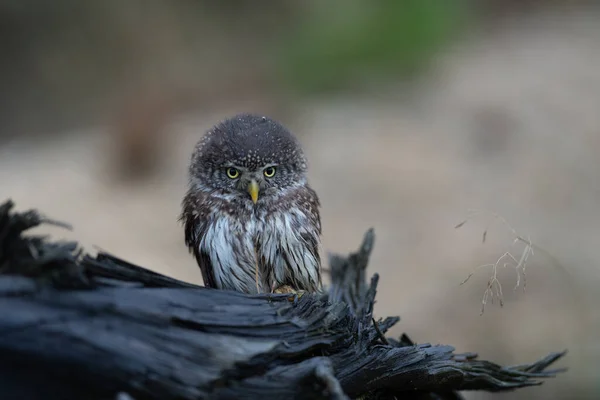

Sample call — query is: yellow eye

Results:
[263,167,276,178]
[226,168,240,179]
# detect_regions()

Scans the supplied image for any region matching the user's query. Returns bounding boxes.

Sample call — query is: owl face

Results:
[189,114,308,205]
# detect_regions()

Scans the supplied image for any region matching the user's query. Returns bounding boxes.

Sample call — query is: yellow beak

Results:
[248,180,259,204]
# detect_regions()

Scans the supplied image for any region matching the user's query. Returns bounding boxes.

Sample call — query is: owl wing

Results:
[300,186,323,288]
[181,193,217,289]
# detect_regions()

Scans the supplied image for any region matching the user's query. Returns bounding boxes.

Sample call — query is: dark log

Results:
[0,199,566,400]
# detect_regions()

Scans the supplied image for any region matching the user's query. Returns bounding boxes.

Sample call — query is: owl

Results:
[180,114,322,295]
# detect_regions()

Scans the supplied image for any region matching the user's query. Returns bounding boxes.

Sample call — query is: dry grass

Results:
[455,209,534,315]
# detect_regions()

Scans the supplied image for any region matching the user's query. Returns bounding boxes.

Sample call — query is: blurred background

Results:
[1,1,599,398]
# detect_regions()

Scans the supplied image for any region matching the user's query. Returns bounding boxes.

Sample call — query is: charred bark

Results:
[0,200,566,400]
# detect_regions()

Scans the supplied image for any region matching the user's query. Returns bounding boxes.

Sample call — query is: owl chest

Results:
[229,211,295,252]
[199,210,300,291]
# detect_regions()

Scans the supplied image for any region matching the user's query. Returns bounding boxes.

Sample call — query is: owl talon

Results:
[273,284,295,294]
[273,285,306,303]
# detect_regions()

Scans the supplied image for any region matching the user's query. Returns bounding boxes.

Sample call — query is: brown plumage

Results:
[180,114,322,295]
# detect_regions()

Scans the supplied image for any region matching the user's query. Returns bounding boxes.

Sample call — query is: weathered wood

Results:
[0,200,566,400]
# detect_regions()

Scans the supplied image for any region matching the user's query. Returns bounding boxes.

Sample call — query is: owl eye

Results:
[263,166,276,178]
[226,168,240,179]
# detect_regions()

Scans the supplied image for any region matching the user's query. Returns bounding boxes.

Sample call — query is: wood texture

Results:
[0,199,566,399]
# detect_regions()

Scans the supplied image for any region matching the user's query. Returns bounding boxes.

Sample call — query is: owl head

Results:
[188,114,309,204]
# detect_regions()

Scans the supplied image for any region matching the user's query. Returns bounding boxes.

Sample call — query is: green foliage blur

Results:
[275,0,469,94]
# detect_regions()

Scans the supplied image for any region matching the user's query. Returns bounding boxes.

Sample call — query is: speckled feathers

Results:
[191,114,307,173]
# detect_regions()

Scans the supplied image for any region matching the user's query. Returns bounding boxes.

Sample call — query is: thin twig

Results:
[372,318,389,345]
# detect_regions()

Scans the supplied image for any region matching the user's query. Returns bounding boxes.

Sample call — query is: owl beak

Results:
[248,180,259,204]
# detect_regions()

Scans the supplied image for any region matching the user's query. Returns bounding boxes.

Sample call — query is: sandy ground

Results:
[1,7,599,399]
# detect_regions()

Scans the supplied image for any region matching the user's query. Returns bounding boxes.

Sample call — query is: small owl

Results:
[180,114,322,295]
